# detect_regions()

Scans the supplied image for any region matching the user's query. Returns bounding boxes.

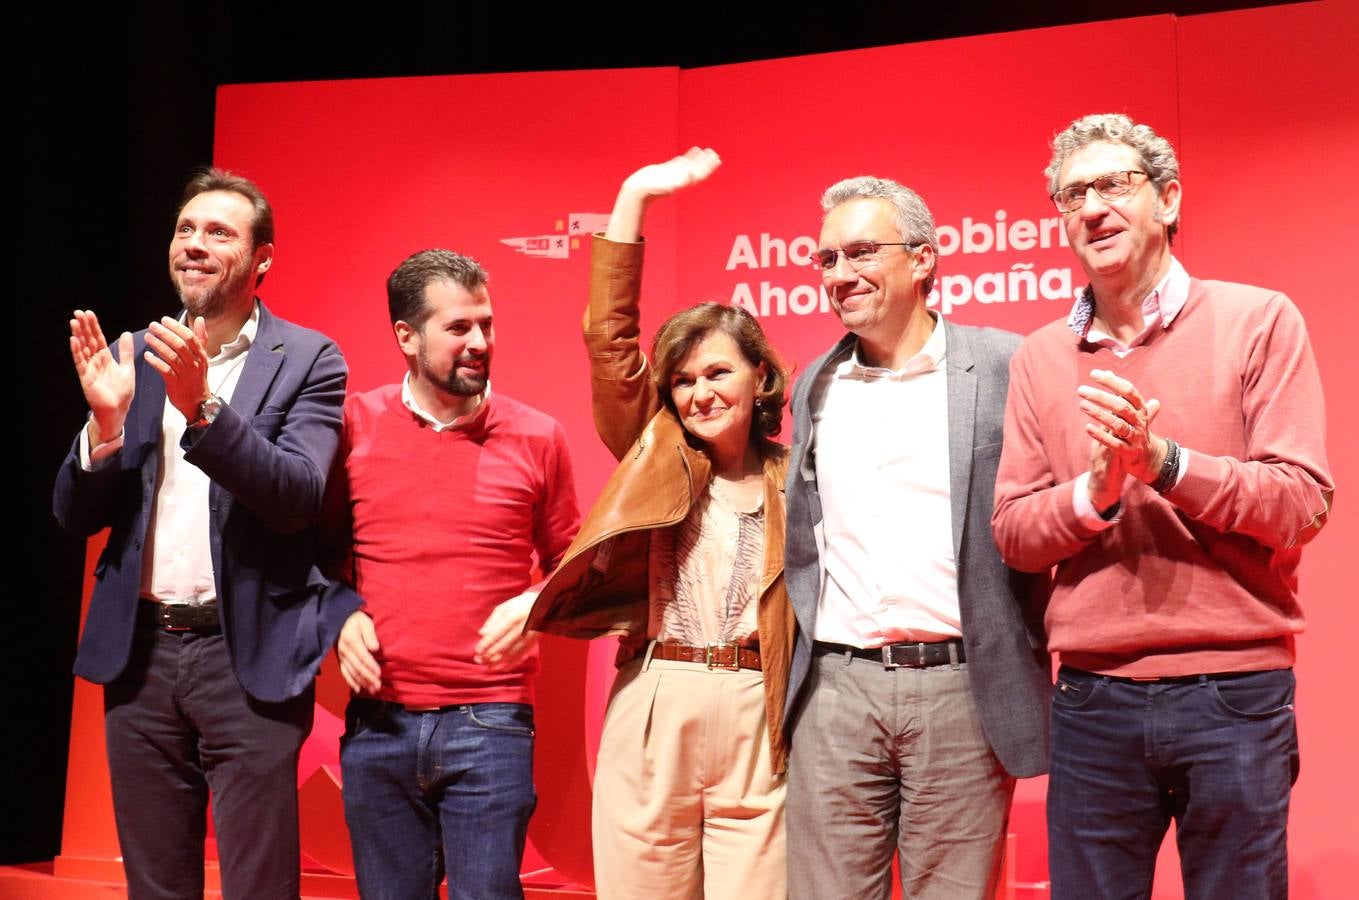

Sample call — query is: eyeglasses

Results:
[1050,170,1149,213]
[811,241,918,271]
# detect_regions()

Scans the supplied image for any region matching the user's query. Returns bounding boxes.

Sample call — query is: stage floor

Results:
[0,862,596,899]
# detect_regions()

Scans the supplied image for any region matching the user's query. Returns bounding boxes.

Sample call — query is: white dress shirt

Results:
[81,305,259,603]
[811,314,962,646]
[400,373,489,431]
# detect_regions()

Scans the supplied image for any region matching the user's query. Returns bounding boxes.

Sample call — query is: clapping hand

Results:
[1080,369,1168,510]
[69,309,135,446]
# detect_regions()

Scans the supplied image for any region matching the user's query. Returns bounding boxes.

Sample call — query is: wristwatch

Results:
[187,394,224,430]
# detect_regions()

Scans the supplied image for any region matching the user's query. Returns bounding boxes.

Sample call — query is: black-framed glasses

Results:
[811,240,918,271]
[1051,170,1149,213]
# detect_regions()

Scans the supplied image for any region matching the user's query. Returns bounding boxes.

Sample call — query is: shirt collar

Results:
[1067,256,1190,340]
[400,373,491,432]
[216,301,259,361]
[844,310,947,379]
[179,299,259,363]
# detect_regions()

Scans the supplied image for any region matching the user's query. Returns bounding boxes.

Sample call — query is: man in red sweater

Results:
[993,114,1334,900]
[323,249,580,899]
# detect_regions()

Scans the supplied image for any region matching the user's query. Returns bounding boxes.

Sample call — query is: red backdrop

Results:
[61,2,1359,897]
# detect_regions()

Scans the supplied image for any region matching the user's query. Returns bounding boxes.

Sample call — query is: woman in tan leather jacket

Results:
[525,149,794,898]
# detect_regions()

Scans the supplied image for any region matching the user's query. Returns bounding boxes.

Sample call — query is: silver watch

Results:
[188,394,223,429]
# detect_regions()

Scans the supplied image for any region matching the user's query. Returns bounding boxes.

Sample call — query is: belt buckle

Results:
[158,601,192,632]
[705,642,741,671]
[881,643,926,669]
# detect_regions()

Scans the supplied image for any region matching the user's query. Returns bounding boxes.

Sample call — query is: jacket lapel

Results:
[796,334,855,488]
[759,450,788,597]
[944,320,976,561]
[229,301,284,419]
[787,334,855,634]
[132,348,167,458]
[207,302,284,532]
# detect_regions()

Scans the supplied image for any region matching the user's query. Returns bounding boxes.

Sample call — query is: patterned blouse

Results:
[647,483,764,648]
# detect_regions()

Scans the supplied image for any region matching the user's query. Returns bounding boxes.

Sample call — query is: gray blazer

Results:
[783,319,1051,778]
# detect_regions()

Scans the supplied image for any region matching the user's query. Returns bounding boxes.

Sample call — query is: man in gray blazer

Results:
[783,176,1050,900]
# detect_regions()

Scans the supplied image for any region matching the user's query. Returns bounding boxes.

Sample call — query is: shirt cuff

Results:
[1073,471,1122,531]
[80,419,124,471]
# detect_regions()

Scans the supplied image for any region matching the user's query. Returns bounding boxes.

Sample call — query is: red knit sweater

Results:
[993,279,1333,677]
[325,384,580,706]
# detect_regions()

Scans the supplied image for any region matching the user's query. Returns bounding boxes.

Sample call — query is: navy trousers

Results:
[104,615,313,900]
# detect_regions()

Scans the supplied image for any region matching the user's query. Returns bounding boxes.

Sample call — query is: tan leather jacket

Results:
[528,236,794,773]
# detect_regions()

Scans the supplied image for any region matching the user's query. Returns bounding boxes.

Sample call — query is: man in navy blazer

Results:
[782,176,1050,900]
[53,168,354,899]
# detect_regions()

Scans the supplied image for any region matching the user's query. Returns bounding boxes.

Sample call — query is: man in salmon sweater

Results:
[992,113,1334,900]
[323,249,580,899]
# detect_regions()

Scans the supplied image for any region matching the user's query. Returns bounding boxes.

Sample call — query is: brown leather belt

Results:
[651,641,762,671]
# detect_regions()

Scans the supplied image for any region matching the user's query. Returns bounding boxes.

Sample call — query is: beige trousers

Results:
[591,649,786,900]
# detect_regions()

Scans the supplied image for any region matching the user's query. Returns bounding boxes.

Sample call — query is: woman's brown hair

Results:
[651,302,788,453]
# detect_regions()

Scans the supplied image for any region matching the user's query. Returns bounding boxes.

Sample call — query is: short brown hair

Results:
[651,302,788,455]
[387,249,489,329]
[179,168,275,285]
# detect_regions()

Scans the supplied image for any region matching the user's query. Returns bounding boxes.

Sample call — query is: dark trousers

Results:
[103,619,313,900]
[1047,666,1298,900]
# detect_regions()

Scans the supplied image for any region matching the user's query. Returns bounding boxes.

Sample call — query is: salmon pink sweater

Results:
[993,280,1333,678]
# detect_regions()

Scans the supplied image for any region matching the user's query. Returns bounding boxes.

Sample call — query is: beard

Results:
[172,260,254,320]
[421,345,489,397]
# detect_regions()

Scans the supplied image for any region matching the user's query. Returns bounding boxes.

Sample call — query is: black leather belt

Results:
[815,639,965,668]
[139,598,221,633]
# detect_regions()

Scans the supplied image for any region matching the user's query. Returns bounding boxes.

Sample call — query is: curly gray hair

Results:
[1045,113,1181,241]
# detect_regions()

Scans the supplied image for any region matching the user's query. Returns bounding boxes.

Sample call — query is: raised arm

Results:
[585,148,722,459]
[604,147,721,243]
[53,310,137,536]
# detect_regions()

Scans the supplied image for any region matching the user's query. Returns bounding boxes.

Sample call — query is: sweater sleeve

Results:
[991,340,1104,572]
[1163,292,1333,549]
[533,419,583,576]
[583,235,664,461]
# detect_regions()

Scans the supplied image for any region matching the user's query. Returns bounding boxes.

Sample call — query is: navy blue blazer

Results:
[53,302,359,703]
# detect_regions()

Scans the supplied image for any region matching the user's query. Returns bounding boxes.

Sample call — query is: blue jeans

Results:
[340,698,537,900]
[1047,666,1299,900]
